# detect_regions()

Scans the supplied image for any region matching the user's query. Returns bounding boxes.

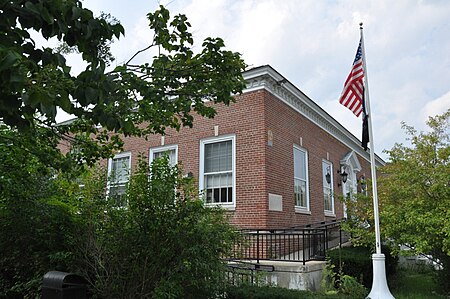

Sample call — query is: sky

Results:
[58,0,450,160]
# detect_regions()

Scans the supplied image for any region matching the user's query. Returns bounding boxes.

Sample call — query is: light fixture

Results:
[325,166,331,185]
[359,175,367,191]
[337,166,348,186]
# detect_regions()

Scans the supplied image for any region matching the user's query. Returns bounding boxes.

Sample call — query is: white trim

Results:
[340,150,362,172]
[199,134,236,210]
[107,151,132,196]
[322,159,335,215]
[242,66,385,167]
[293,145,310,212]
[149,144,178,166]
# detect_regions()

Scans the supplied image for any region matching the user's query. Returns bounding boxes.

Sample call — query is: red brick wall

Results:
[61,87,373,230]
[263,90,372,228]
[116,90,269,228]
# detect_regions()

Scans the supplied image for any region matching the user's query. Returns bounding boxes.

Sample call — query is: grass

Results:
[227,266,449,299]
[389,267,448,299]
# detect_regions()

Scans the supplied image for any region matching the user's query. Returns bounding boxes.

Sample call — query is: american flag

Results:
[339,39,364,117]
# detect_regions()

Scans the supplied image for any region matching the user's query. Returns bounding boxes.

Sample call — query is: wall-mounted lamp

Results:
[325,166,331,185]
[337,166,348,187]
[358,175,367,192]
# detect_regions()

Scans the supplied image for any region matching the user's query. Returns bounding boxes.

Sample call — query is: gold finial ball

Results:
[359,22,364,28]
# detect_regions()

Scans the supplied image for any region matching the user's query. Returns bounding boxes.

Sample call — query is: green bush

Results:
[226,285,353,299]
[339,275,368,298]
[327,246,371,287]
[75,158,239,298]
[0,142,81,299]
[226,285,306,299]
[327,245,398,288]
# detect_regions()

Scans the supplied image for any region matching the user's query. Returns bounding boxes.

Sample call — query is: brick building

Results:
[105,65,384,229]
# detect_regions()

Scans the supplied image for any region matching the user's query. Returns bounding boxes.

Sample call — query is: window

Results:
[294,146,309,211]
[108,152,131,204]
[200,135,235,208]
[358,175,368,196]
[342,165,357,198]
[150,145,178,167]
[323,160,334,214]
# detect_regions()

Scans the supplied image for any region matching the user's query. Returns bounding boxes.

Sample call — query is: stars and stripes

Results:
[339,39,364,117]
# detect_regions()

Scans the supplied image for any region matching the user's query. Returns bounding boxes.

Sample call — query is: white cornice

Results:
[242,65,385,166]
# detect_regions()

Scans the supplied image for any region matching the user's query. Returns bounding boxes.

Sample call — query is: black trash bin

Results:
[42,271,87,299]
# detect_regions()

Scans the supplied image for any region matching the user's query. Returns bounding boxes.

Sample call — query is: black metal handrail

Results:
[229,220,347,265]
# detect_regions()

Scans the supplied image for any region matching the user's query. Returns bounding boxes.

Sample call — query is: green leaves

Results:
[1,2,245,173]
[343,110,450,254]
[72,158,238,298]
[0,49,21,72]
[345,109,450,290]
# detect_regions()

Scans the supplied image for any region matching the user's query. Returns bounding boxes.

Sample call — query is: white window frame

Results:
[107,151,131,198]
[342,165,358,199]
[149,144,178,167]
[340,151,362,218]
[199,135,236,210]
[294,145,310,213]
[322,160,335,216]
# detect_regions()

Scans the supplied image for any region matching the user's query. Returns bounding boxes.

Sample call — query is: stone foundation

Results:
[229,260,326,291]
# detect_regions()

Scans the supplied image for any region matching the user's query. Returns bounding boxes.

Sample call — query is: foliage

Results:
[0,126,81,298]
[339,109,450,293]
[123,267,449,299]
[339,192,375,248]
[379,109,450,293]
[75,157,239,298]
[326,245,397,289]
[390,267,447,299]
[0,141,240,298]
[320,262,339,294]
[0,2,246,167]
[225,284,354,299]
[338,275,367,298]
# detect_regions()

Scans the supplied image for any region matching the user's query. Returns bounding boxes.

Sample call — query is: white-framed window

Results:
[322,160,334,215]
[294,146,309,212]
[358,175,368,196]
[149,145,178,167]
[340,151,362,218]
[342,165,358,198]
[199,135,236,209]
[107,152,131,204]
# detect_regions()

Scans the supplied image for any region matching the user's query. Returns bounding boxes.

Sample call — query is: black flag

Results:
[361,88,369,151]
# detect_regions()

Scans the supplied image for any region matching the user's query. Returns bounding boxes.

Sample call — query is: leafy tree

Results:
[0,126,80,298]
[0,133,239,298]
[379,109,450,292]
[75,158,239,298]
[0,1,246,166]
[340,192,375,248]
[342,109,450,293]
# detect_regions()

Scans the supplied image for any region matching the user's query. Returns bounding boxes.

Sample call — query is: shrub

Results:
[75,158,239,298]
[226,285,304,299]
[339,275,368,298]
[327,245,398,288]
[0,154,80,298]
[226,285,352,299]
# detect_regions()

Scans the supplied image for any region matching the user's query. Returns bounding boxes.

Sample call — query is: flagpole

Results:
[359,23,395,299]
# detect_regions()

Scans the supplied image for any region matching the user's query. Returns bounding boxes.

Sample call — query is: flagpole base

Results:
[366,254,395,299]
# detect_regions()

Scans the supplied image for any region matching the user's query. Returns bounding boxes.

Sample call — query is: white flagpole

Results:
[359,23,395,299]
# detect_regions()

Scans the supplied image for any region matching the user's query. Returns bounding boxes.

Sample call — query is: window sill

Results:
[295,208,311,215]
[205,203,236,211]
[324,211,336,217]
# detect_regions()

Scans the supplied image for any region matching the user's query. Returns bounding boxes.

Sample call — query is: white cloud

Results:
[51,0,450,159]
[421,91,450,122]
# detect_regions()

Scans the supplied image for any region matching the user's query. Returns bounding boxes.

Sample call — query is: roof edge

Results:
[242,65,385,166]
